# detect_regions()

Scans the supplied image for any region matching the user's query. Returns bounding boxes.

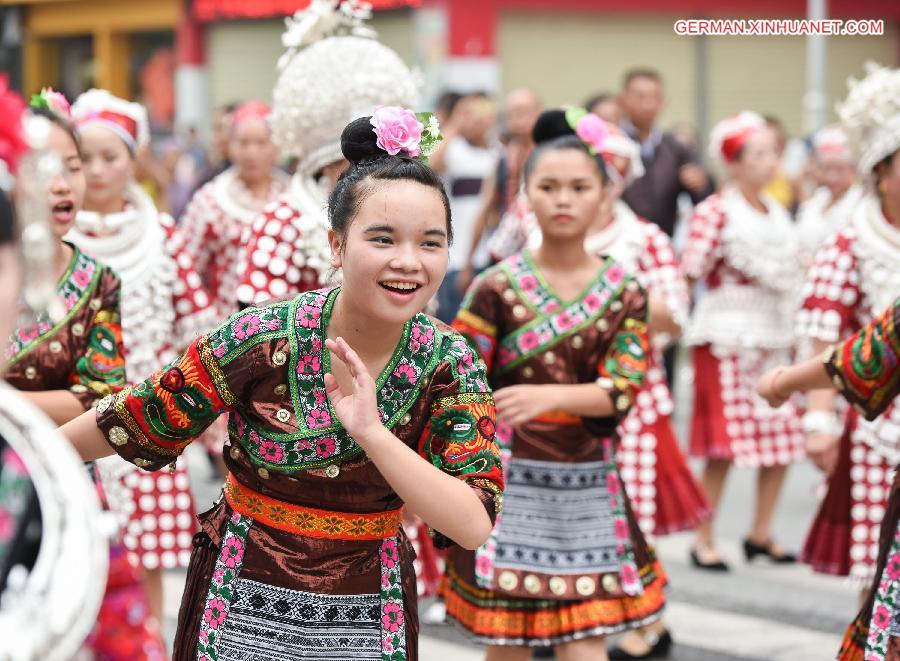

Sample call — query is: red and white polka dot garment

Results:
[681,192,805,468]
[796,212,900,583]
[169,168,289,320]
[589,214,710,536]
[235,195,329,306]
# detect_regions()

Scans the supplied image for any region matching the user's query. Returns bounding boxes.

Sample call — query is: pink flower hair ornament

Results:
[29,87,71,120]
[370,106,443,162]
[0,76,27,190]
[565,107,609,155]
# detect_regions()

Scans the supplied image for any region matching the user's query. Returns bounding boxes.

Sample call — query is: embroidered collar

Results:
[7,245,100,366]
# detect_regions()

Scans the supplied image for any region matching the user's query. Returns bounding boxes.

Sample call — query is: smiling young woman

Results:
[60,108,504,660]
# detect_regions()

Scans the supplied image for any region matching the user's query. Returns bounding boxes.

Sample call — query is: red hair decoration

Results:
[231,101,271,132]
[0,75,28,175]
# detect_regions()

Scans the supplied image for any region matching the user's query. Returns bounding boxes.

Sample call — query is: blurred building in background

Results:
[0,0,897,140]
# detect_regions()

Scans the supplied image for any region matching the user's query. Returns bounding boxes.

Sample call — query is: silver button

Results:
[49,340,62,353]
[257,467,270,480]
[601,573,620,593]
[616,394,631,411]
[522,366,534,378]
[571,335,584,349]
[72,322,85,336]
[399,413,411,426]
[108,426,129,446]
[274,384,287,396]
[523,574,541,594]
[595,377,615,390]
[544,351,556,365]
[71,384,88,393]
[275,408,291,423]
[90,298,102,310]
[97,394,114,414]
[513,305,526,319]
[610,301,623,312]
[549,576,567,596]
[325,464,340,478]
[134,458,152,468]
[498,570,518,591]
[627,280,640,292]
[502,289,517,302]
[229,445,242,460]
[24,366,36,379]
[576,576,596,596]
[272,350,287,366]
[595,319,609,332]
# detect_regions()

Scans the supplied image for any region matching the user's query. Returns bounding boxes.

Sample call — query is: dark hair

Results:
[29,106,81,156]
[622,68,662,89]
[0,188,16,246]
[583,92,614,112]
[435,91,463,119]
[327,116,453,245]
[523,109,609,184]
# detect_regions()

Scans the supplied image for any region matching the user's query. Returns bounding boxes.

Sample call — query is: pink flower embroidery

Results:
[885,556,900,581]
[582,293,602,313]
[606,472,620,496]
[203,597,228,629]
[607,265,625,285]
[614,519,629,540]
[310,336,323,351]
[518,331,540,352]
[475,553,494,577]
[872,605,892,629]
[315,436,336,458]
[381,602,404,632]
[556,311,575,331]
[212,342,227,359]
[17,326,38,343]
[220,536,244,568]
[575,113,610,153]
[380,539,398,568]
[371,106,424,157]
[296,304,321,329]
[212,568,225,585]
[258,440,285,463]
[411,324,434,346]
[382,635,395,653]
[233,314,261,340]
[71,269,92,287]
[264,317,283,331]
[456,351,475,374]
[620,563,637,587]
[306,408,332,429]
[230,511,242,524]
[296,354,321,376]
[313,390,327,407]
[393,363,417,384]
[518,274,538,292]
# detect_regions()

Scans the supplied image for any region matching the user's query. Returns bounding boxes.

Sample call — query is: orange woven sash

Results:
[224,474,402,540]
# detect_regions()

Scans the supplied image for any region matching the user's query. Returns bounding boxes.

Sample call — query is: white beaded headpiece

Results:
[838,62,900,178]
[270,0,420,176]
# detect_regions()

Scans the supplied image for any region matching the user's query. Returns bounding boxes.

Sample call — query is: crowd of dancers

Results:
[0,2,898,660]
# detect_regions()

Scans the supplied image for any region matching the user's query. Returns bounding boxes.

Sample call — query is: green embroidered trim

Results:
[6,245,102,368]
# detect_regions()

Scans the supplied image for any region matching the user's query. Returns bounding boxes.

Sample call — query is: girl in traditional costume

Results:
[682,111,804,570]
[793,63,900,596]
[759,295,900,661]
[9,90,167,659]
[444,109,665,660]
[61,108,503,660]
[66,87,210,623]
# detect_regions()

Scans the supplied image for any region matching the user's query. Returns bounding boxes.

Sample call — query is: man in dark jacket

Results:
[620,68,714,237]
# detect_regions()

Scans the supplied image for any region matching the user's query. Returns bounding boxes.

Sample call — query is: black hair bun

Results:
[531,109,576,146]
[341,116,383,165]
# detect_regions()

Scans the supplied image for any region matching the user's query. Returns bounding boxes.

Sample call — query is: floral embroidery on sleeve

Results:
[69,269,126,408]
[825,296,900,421]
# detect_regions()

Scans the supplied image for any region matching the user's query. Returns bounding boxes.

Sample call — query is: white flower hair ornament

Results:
[370,106,443,161]
[838,61,900,178]
[278,0,376,72]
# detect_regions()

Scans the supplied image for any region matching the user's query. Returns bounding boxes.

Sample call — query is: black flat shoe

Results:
[609,630,674,659]
[743,538,796,563]
[689,548,730,571]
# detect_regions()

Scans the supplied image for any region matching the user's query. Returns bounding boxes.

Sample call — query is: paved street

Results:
[163,442,857,659]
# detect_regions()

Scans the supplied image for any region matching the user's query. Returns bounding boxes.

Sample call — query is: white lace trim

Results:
[67,183,178,380]
[286,173,337,282]
[212,166,290,223]
[852,194,900,315]
[796,184,864,264]
[719,185,801,295]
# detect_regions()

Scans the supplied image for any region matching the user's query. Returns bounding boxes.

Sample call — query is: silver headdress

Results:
[271,0,420,180]
[838,62,900,178]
